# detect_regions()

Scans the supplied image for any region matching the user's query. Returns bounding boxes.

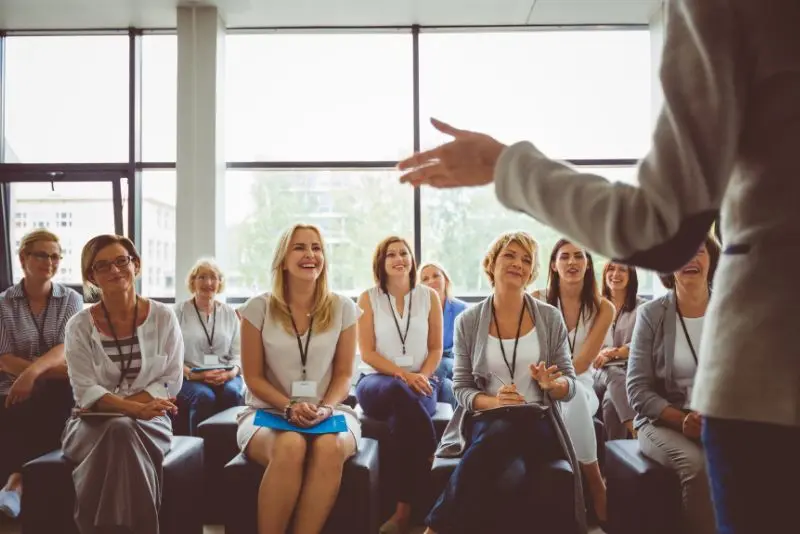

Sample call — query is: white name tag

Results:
[395,356,414,368]
[203,354,218,366]
[291,380,318,398]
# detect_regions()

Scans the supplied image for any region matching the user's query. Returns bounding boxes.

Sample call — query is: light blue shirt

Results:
[443,298,469,355]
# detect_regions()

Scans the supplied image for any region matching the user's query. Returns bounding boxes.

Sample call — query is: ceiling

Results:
[0,0,662,30]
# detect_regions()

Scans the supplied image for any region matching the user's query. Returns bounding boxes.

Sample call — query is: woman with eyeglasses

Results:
[61,235,183,534]
[536,239,614,523]
[592,261,646,439]
[425,232,584,534]
[174,258,242,436]
[0,229,83,519]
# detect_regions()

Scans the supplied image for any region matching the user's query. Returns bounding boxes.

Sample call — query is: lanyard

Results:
[491,299,526,384]
[675,301,699,365]
[192,298,217,350]
[559,300,583,354]
[289,313,314,380]
[102,297,139,393]
[21,282,53,353]
[387,291,413,355]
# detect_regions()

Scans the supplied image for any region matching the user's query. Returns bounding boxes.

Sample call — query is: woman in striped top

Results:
[62,235,184,534]
[0,229,82,519]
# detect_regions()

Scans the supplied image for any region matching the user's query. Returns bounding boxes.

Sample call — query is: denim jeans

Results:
[176,375,244,436]
[433,351,456,409]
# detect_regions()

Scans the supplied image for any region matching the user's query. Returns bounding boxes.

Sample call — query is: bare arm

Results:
[0,353,32,376]
[356,292,407,377]
[240,317,291,409]
[25,344,69,380]
[573,298,614,375]
[418,288,443,378]
[321,324,357,407]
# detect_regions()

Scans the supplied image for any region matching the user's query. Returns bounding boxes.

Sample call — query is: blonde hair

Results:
[269,224,336,334]
[80,234,141,300]
[186,258,226,295]
[482,231,540,288]
[18,229,61,262]
[419,261,453,300]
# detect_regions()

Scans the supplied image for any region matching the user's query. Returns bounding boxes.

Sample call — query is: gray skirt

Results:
[62,415,172,534]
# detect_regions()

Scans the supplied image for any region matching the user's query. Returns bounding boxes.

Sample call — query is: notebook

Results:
[253,410,348,435]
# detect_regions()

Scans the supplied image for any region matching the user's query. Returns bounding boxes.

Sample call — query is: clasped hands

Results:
[394,371,435,396]
[286,402,334,428]
[189,368,235,386]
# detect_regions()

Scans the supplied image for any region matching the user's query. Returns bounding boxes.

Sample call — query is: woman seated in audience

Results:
[592,261,646,439]
[237,223,361,534]
[627,234,720,534]
[420,261,468,408]
[62,234,183,534]
[535,238,613,522]
[0,229,82,519]
[174,258,242,435]
[426,231,584,534]
[356,236,443,534]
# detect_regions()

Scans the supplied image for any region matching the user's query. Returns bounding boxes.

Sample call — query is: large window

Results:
[9,181,117,285]
[140,171,177,297]
[225,170,413,296]
[142,35,178,162]
[226,33,413,162]
[4,36,129,163]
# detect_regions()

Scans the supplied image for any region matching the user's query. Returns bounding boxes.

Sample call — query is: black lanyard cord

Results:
[491,298,526,384]
[289,312,314,379]
[387,291,413,355]
[675,300,699,365]
[192,298,217,350]
[21,282,53,353]
[102,297,139,393]
[559,300,583,355]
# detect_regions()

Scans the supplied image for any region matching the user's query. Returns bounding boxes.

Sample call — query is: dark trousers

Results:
[427,413,563,534]
[703,417,800,534]
[175,375,244,436]
[355,373,440,504]
[0,379,74,482]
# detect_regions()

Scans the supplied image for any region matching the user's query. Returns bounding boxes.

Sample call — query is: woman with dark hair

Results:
[593,262,647,439]
[356,236,443,534]
[627,234,720,534]
[536,238,613,521]
[62,235,183,534]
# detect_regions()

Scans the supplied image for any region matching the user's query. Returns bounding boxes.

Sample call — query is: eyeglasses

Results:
[197,274,220,283]
[92,255,133,273]
[28,251,63,263]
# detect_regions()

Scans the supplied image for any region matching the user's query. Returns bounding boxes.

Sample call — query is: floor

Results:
[0,522,607,533]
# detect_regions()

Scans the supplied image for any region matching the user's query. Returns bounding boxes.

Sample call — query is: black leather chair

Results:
[196,405,247,524]
[223,437,380,534]
[605,439,681,534]
[21,435,204,534]
[428,455,579,534]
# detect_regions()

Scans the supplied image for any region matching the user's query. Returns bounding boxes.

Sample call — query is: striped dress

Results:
[98,332,142,394]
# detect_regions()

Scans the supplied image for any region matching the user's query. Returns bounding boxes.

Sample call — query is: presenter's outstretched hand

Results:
[398,118,506,189]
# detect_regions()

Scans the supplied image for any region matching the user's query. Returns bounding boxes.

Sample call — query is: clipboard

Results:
[191,364,235,372]
[253,410,348,435]
[472,402,549,419]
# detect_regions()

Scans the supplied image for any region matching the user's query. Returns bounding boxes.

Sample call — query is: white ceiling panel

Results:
[0,0,660,30]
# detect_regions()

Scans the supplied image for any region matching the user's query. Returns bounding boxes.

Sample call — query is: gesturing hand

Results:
[397,118,506,189]
[530,363,562,391]
[496,384,526,406]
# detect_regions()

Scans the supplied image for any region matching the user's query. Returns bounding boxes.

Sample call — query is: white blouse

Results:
[64,300,184,409]
[485,329,543,403]
[239,292,360,410]
[173,299,241,369]
[365,285,433,374]
[674,315,703,409]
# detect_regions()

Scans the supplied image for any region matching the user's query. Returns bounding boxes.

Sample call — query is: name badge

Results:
[395,356,414,368]
[291,380,318,398]
[203,354,218,366]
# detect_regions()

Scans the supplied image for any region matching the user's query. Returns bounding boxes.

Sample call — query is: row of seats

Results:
[18,398,681,534]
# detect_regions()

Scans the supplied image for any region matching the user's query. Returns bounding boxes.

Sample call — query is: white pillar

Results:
[175,5,226,302]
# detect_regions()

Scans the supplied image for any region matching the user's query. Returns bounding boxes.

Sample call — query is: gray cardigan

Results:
[436,294,587,534]
[626,291,691,430]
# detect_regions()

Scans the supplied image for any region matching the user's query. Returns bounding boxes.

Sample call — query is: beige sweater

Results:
[494,0,800,427]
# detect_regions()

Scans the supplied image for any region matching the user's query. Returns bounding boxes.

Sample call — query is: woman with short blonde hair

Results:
[0,229,82,519]
[237,224,361,534]
[174,258,242,436]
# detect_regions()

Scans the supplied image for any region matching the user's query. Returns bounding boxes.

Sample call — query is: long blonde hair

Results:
[269,224,335,333]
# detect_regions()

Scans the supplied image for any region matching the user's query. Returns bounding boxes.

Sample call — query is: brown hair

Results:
[372,236,417,293]
[482,231,540,288]
[601,261,639,314]
[659,233,721,289]
[80,234,141,300]
[546,238,601,316]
